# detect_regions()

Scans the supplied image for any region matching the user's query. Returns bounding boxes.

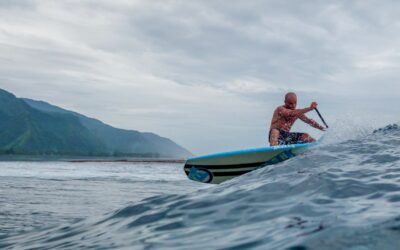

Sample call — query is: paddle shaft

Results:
[315,108,329,129]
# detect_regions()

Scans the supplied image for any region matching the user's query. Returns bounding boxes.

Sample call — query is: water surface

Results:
[1,125,400,249]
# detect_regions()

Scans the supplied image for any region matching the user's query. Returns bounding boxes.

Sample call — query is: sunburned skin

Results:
[269,92,325,146]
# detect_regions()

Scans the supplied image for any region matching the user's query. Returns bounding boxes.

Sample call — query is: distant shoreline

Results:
[69,159,186,163]
[0,155,186,163]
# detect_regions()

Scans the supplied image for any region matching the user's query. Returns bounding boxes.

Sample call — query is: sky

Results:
[1,0,400,154]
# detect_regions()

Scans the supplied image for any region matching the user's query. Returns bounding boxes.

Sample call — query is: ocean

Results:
[1,124,400,249]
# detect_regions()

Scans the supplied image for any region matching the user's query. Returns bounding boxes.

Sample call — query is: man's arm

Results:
[277,106,314,119]
[299,114,325,130]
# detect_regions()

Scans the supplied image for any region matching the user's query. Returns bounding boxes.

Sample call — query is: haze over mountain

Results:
[0,89,192,158]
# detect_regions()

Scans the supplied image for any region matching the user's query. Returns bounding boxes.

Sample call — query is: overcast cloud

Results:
[1,0,400,154]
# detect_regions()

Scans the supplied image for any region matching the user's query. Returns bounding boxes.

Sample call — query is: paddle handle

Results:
[315,108,329,129]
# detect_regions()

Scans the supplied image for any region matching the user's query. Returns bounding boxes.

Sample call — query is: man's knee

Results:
[302,133,315,142]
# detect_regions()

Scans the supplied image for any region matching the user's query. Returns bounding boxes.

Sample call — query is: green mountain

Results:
[0,89,192,158]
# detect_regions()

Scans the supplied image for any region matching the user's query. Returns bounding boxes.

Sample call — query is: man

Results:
[269,92,325,146]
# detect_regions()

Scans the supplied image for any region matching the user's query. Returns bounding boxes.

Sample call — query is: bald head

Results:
[284,92,297,110]
[285,92,297,101]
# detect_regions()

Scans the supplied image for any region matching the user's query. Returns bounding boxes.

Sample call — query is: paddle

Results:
[315,108,329,129]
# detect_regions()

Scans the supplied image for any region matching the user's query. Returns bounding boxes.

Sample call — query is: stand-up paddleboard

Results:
[184,142,317,184]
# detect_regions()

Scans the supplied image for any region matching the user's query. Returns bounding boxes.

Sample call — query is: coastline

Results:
[0,155,186,163]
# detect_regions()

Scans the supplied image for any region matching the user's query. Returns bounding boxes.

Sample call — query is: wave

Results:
[2,124,400,249]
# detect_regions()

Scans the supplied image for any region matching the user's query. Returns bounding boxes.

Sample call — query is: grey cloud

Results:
[0,0,36,9]
[106,1,350,88]
[112,0,400,94]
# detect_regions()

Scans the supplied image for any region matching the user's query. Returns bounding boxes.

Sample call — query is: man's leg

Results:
[269,129,280,146]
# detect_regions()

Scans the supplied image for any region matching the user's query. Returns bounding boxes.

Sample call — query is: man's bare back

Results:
[269,92,325,146]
